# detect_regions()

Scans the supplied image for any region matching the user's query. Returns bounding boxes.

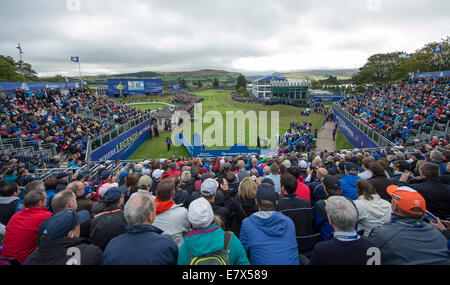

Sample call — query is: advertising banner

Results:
[0,82,80,92]
[90,118,153,162]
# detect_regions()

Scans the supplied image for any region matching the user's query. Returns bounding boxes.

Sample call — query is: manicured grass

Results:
[129,89,326,159]
[113,95,173,104]
[335,129,354,150]
[132,103,167,111]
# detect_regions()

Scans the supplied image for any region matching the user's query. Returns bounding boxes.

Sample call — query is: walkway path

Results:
[315,121,336,152]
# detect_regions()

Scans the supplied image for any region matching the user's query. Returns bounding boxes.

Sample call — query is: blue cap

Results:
[119,172,128,180]
[256,179,277,203]
[42,210,90,240]
[100,170,112,180]
[102,186,126,204]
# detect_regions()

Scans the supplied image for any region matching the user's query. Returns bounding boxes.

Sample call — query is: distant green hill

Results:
[74,69,241,87]
[272,69,358,81]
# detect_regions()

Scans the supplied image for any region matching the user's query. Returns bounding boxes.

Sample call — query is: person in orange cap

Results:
[368,185,450,265]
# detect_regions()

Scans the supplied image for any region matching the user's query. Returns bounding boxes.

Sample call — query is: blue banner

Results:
[333,106,380,149]
[0,82,80,92]
[172,84,182,91]
[411,70,450,79]
[308,95,342,102]
[90,118,153,162]
[107,78,162,97]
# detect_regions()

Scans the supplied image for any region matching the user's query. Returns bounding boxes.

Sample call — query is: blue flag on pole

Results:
[433,46,442,53]
[71,56,79,62]
[16,44,23,54]
[405,54,412,59]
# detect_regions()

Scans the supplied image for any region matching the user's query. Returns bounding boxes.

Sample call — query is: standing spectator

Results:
[150,169,164,195]
[339,162,361,200]
[102,192,178,265]
[23,210,102,265]
[89,187,127,251]
[310,196,377,265]
[177,197,249,265]
[180,171,194,196]
[354,180,391,236]
[124,173,139,204]
[306,167,328,205]
[172,175,190,209]
[240,178,299,265]
[152,178,190,247]
[235,160,250,183]
[44,178,58,208]
[166,137,172,152]
[0,182,19,226]
[358,158,374,180]
[369,185,450,265]
[1,190,52,263]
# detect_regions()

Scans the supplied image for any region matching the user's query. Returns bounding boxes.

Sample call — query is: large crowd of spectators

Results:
[339,78,450,144]
[0,88,148,160]
[1,143,449,265]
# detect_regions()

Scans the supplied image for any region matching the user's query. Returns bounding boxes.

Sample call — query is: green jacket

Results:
[177,223,250,265]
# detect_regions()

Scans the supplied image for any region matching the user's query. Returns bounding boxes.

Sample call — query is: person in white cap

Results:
[194,178,229,226]
[177,197,249,265]
[149,169,164,195]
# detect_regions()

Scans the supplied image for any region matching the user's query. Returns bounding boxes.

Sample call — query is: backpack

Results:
[187,231,233,265]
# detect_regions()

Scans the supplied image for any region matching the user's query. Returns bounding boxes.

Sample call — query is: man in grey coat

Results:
[369,185,450,265]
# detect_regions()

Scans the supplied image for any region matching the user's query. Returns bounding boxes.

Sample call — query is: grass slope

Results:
[129,89,326,159]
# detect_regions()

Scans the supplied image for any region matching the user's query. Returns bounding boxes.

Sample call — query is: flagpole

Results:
[78,59,83,89]
[17,42,25,82]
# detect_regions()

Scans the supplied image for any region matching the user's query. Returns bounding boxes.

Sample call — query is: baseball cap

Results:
[198,167,208,175]
[344,162,359,174]
[299,160,308,169]
[56,172,70,180]
[152,169,164,180]
[100,170,112,180]
[119,172,128,180]
[41,210,89,240]
[256,179,277,203]
[98,182,118,197]
[386,185,426,215]
[322,176,341,190]
[78,169,92,179]
[282,160,291,168]
[188,197,214,228]
[102,186,127,204]
[200,178,218,196]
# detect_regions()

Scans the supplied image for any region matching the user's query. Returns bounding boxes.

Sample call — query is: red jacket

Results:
[1,207,52,264]
[167,169,182,178]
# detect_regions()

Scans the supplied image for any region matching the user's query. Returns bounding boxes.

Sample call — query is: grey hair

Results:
[325,196,357,232]
[263,166,271,176]
[124,192,155,226]
[430,150,442,161]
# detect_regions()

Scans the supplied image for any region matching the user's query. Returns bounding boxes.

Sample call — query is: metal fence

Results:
[0,137,58,161]
[85,113,153,161]
[333,104,395,148]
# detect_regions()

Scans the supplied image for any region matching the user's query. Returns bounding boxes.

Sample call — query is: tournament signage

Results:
[0,82,80,92]
[332,106,380,149]
[107,78,162,97]
[90,118,153,162]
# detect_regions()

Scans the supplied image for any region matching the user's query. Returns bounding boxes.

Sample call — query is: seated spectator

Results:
[265,163,281,194]
[339,162,361,200]
[89,187,127,251]
[23,210,102,265]
[369,185,450,265]
[0,181,19,227]
[228,177,258,238]
[150,169,164,195]
[287,166,310,201]
[44,178,58,208]
[305,167,328,205]
[90,182,118,215]
[177,197,249,265]
[172,175,190,209]
[67,181,94,213]
[310,196,377,265]
[368,161,395,201]
[240,178,299,265]
[1,190,52,263]
[15,180,45,213]
[55,173,70,192]
[277,173,314,240]
[358,158,374,180]
[313,176,342,241]
[102,192,178,265]
[124,173,139,204]
[441,162,450,185]
[401,162,450,220]
[354,180,392,236]
[152,178,190,247]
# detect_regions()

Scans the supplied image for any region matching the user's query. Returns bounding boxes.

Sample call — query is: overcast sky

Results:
[0,0,449,77]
